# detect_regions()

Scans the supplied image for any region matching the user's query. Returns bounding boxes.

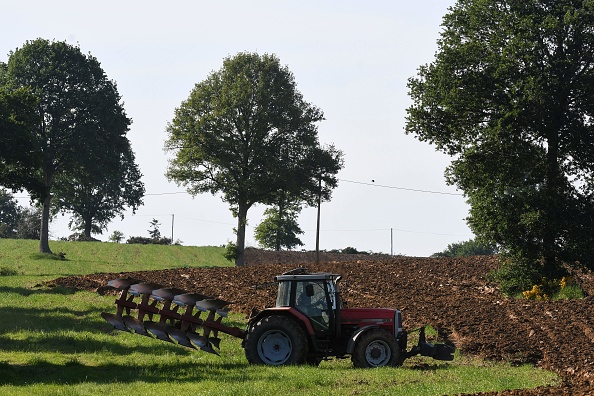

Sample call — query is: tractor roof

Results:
[274,268,342,282]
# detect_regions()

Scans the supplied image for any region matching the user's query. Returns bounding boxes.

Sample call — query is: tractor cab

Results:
[274,268,340,335]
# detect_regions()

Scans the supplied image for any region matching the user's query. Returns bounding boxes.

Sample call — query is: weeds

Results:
[0,266,19,276]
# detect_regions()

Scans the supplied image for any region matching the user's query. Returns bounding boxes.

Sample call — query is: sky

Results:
[2,1,473,257]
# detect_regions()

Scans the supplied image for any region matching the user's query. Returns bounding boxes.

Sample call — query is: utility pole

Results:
[316,177,322,265]
[171,214,175,242]
[391,228,393,255]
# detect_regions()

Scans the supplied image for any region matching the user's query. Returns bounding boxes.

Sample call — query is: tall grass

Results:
[0,239,561,395]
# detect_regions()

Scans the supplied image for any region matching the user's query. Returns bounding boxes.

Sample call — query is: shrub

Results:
[126,236,172,245]
[523,277,585,300]
[328,247,370,255]
[487,257,540,296]
[223,242,237,261]
[432,238,496,257]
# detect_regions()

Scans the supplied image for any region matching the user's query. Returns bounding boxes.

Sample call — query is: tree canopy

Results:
[0,85,43,195]
[165,52,335,265]
[254,202,304,251]
[406,0,594,277]
[2,39,137,253]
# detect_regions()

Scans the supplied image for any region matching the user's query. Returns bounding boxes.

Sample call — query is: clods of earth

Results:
[53,248,594,395]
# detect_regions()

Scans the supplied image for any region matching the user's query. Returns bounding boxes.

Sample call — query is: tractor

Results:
[101,268,455,367]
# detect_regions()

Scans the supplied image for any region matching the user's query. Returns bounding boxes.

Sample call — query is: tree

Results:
[148,218,161,239]
[108,230,124,243]
[16,206,42,240]
[406,1,594,278]
[53,144,144,239]
[0,189,21,238]
[302,145,344,262]
[255,144,344,253]
[2,39,132,254]
[254,202,304,251]
[165,52,325,266]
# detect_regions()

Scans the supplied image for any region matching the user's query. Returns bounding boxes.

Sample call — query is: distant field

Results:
[0,239,231,276]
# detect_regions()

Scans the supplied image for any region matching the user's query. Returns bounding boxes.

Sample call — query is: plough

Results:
[101,278,244,355]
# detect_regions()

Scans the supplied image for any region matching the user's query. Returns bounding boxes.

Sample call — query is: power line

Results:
[339,179,464,196]
[144,191,187,196]
[11,179,463,200]
[303,227,471,237]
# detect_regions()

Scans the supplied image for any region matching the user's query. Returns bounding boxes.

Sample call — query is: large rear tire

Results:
[244,315,308,366]
[351,328,402,368]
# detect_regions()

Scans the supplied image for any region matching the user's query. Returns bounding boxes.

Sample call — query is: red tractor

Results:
[101,268,454,367]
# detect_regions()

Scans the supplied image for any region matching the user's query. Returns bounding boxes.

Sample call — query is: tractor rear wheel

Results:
[244,315,308,366]
[351,328,401,368]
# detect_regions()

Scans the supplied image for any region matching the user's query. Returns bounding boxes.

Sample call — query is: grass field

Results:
[0,239,560,395]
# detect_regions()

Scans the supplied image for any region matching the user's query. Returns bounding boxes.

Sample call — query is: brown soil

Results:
[51,248,594,395]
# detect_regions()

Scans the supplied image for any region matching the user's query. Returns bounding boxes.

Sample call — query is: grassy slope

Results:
[0,239,559,395]
[0,239,231,276]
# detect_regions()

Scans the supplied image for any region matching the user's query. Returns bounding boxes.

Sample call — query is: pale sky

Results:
[2,1,473,257]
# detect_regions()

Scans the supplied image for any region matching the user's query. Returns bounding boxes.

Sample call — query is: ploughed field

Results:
[54,248,594,395]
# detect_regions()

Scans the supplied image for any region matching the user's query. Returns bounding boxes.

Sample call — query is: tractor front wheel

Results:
[351,328,402,368]
[245,315,308,366]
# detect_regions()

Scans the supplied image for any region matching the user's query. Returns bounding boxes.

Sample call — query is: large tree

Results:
[165,52,325,265]
[53,144,144,239]
[2,39,133,253]
[406,0,594,277]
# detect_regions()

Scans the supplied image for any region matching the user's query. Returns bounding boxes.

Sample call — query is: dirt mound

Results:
[53,250,594,395]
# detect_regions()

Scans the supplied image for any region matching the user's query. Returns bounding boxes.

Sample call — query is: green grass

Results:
[554,284,585,300]
[0,239,561,395]
[0,239,231,276]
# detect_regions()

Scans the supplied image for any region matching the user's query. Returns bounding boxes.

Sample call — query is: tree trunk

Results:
[275,201,284,251]
[84,217,92,240]
[543,114,562,277]
[39,193,52,254]
[235,202,249,266]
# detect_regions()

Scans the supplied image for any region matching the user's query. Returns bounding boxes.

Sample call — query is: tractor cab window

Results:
[295,280,330,332]
[276,281,291,307]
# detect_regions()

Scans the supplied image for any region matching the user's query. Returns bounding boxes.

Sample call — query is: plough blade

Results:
[201,343,220,356]
[144,321,173,342]
[173,293,209,307]
[151,287,187,302]
[123,316,149,336]
[101,312,129,332]
[209,337,222,349]
[187,332,219,355]
[195,298,231,312]
[107,278,140,290]
[167,327,196,348]
[187,331,208,348]
[128,283,163,297]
